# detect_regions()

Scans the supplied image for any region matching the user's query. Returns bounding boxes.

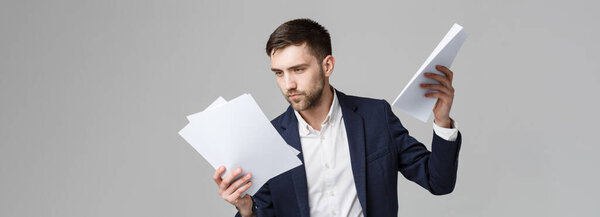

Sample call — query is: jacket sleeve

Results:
[235,181,277,217]
[383,100,462,195]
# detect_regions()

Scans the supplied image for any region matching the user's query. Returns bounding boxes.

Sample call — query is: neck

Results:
[298,85,334,131]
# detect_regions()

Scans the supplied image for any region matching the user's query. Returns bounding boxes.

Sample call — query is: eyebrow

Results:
[271,63,310,72]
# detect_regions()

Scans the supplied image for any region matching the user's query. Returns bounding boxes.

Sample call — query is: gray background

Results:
[1,0,599,216]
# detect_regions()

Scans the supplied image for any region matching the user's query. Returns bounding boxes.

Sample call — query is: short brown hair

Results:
[266,18,332,62]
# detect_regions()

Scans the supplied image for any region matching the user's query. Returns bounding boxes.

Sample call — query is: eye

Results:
[274,71,283,76]
[294,68,304,72]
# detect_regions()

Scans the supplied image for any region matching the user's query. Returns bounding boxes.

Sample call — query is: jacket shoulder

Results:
[339,93,389,112]
[343,94,385,104]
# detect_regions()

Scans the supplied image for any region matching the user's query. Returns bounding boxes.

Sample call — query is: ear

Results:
[321,55,335,78]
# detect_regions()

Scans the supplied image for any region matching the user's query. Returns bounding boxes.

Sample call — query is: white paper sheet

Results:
[392,23,467,122]
[178,94,302,196]
[186,96,227,121]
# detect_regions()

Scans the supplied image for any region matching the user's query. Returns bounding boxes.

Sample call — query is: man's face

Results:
[270,43,325,111]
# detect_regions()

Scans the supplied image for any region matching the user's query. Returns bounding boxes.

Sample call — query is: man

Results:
[212,18,461,217]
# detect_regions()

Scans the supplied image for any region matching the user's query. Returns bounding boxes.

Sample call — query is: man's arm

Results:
[384,101,462,195]
[386,65,462,194]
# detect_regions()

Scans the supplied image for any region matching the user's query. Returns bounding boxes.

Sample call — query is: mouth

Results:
[288,94,302,99]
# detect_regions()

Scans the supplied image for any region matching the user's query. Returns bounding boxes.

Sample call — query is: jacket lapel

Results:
[279,107,310,217]
[336,91,368,215]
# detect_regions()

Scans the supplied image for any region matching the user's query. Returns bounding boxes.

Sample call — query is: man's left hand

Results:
[420,65,455,128]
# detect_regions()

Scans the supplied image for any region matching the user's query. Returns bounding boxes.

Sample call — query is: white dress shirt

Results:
[294,90,458,217]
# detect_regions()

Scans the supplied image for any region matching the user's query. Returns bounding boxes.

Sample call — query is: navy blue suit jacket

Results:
[236,90,462,217]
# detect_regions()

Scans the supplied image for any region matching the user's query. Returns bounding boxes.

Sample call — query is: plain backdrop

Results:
[1,0,599,216]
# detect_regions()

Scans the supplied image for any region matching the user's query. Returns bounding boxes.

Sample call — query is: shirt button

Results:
[330,191,335,196]
[320,135,325,140]
[331,210,337,216]
[325,163,330,169]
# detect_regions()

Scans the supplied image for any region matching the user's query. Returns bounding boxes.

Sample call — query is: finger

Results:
[213,166,226,185]
[424,72,452,88]
[420,83,452,95]
[436,65,453,82]
[424,92,453,102]
[230,181,253,200]
[220,167,242,191]
[225,173,252,195]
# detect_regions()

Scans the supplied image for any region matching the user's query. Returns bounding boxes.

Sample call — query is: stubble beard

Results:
[285,70,325,112]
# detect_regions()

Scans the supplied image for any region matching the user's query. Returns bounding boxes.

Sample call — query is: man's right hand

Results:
[213,166,254,217]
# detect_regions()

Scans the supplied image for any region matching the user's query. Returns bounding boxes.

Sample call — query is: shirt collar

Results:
[294,89,340,135]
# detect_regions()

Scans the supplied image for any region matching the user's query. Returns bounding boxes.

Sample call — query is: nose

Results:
[284,73,297,90]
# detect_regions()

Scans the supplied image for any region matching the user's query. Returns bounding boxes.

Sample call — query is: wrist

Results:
[434,117,453,128]
[237,206,253,217]
[236,196,255,217]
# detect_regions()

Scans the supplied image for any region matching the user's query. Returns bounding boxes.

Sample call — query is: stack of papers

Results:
[392,23,467,122]
[178,94,302,196]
